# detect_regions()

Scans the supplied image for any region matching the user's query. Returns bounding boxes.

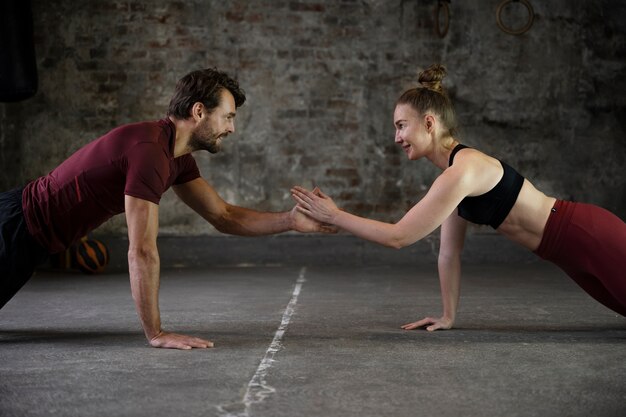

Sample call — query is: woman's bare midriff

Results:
[496,179,557,251]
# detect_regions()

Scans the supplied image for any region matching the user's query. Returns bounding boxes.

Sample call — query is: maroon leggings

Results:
[535,200,626,316]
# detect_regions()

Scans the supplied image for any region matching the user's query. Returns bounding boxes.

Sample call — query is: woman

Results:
[291,64,626,331]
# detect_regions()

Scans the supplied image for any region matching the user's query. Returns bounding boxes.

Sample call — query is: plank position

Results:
[0,68,334,349]
[292,64,626,330]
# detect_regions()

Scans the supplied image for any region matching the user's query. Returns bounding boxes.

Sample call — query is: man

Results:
[0,68,332,349]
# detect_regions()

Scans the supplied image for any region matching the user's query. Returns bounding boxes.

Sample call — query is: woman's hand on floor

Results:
[401,316,454,332]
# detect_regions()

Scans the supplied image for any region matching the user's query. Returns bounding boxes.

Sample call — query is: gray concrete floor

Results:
[1,263,625,417]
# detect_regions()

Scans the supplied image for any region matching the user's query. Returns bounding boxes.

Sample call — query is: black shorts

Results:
[0,187,49,309]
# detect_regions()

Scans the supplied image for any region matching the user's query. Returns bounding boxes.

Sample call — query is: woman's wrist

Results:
[442,312,455,323]
[329,208,342,225]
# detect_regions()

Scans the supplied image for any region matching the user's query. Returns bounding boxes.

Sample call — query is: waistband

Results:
[0,187,25,210]
[534,200,576,261]
[0,186,49,260]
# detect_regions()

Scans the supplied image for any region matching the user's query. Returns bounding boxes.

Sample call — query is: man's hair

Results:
[167,68,246,119]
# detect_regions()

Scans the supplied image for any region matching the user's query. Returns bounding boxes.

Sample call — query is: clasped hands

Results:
[290,186,341,225]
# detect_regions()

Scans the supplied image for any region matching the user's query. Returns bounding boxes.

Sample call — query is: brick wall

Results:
[1,0,624,238]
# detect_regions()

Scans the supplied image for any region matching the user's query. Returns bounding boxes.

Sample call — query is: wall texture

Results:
[1,0,624,239]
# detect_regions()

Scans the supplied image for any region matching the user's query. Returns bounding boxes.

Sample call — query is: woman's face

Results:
[393,104,428,160]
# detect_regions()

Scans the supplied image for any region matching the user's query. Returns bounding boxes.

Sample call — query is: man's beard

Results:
[188,128,224,154]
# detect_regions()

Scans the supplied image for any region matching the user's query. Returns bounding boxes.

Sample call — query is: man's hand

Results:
[289,187,338,234]
[149,330,214,350]
[291,186,341,225]
[289,205,338,233]
[401,316,454,332]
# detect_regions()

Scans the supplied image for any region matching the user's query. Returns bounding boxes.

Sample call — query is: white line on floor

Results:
[216,266,307,417]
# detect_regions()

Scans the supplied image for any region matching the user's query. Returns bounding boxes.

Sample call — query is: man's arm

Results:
[173,177,334,235]
[125,195,213,349]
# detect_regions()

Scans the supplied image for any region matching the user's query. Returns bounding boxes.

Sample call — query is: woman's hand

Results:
[401,316,454,332]
[289,203,338,234]
[149,330,214,350]
[291,186,340,225]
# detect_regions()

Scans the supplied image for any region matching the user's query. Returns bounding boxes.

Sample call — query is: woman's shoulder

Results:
[449,145,499,171]
[445,146,505,195]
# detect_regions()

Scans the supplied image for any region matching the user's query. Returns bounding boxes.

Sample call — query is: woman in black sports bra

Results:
[292,64,626,330]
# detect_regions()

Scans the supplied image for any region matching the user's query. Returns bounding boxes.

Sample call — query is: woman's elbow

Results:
[438,251,462,266]
[383,223,426,249]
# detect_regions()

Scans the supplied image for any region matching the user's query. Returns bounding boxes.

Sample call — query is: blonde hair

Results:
[396,64,458,138]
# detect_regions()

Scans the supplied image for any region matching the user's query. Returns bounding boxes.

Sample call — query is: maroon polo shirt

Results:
[22,118,200,253]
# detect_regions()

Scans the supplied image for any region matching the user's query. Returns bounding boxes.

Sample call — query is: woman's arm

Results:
[401,212,467,331]
[291,165,472,249]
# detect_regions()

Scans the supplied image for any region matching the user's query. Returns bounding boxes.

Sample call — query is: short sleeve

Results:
[123,142,170,204]
[173,154,201,185]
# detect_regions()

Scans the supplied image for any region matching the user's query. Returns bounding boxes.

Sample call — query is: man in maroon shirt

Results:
[0,68,332,349]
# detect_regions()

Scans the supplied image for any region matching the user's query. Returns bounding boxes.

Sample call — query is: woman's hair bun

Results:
[418,64,447,93]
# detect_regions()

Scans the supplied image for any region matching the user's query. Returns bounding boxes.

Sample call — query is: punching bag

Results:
[0,0,38,102]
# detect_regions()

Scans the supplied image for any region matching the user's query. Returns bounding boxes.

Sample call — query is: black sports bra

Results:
[449,144,524,229]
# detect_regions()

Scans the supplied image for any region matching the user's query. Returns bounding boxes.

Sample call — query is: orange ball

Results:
[73,239,110,274]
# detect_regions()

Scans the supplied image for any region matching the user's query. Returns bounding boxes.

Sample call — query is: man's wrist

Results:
[147,328,163,341]
[286,210,296,231]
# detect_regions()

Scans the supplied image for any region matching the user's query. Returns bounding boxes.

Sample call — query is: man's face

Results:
[189,89,237,154]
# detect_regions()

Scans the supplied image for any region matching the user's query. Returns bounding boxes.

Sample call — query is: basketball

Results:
[73,238,110,274]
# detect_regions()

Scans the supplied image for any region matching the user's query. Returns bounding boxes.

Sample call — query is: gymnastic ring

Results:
[434,0,450,38]
[496,0,534,35]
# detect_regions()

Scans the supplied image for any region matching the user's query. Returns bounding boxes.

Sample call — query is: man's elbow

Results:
[210,217,239,235]
[128,245,159,264]
[206,206,238,235]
